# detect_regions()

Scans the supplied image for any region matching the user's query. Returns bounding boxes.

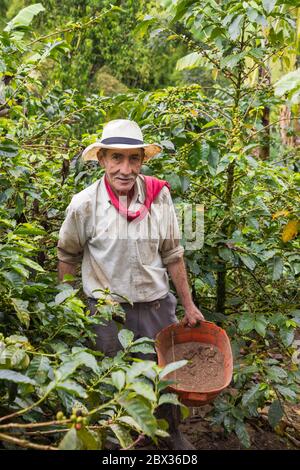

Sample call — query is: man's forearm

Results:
[167,257,194,309]
[58,260,77,283]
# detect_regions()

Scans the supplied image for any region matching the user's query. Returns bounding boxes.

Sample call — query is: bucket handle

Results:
[179,319,215,328]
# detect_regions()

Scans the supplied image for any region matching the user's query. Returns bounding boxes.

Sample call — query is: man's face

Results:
[97,148,144,196]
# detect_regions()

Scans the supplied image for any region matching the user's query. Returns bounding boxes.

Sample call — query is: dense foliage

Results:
[0,0,299,450]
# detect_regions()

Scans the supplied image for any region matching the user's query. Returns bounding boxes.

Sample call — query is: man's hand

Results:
[182,303,205,327]
[58,260,77,285]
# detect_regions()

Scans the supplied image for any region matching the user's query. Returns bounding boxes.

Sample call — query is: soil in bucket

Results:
[165,342,225,392]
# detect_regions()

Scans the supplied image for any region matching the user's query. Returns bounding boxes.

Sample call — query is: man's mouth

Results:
[115,177,134,183]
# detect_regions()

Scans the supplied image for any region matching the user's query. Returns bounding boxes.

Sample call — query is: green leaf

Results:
[0,139,19,158]
[238,313,255,333]
[0,218,15,229]
[111,370,126,391]
[219,247,234,262]
[280,327,295,347]
[58,427,80,450]
[11,263,29,278]
[274,68,300,97]
[235,421,251,448]
[238,253,256,271]
[56,351,99,380]
[110,423,134,449]
[130,381,156,402]
[118,329,134,349]
[158,393,181,406]
[208,147,219,172]
[246,8,259,22]
[272,256,283,281]
[0,369,36,385]
[263,0,277,14]
[126,361,156,382]
[56,380,87,398]
[172,0,195,22]
[129,343,155,354]
[157,380,175,393]
[11,298,30,328]
[27,356,51,385]
[134,17,157,39]
[55,288,74,305]
[118,395,157,437]
[220,52,245,69]
[6,335,28,344]
[254,316,268,337]
[228,15,243,40]
[155,429,169,438]
[276,385,297,400]
[242,383,261,406]
[268,400,284,428]
[77,428,102,450]
[15,223,46,236]
[159,360,187,379]
[117,416,142,433]
[4,3,45,31]
[9,347,26,367]
[266,366,288,382]
[131,337,154,345]
[176,52,203,71]
[19,257,44,272]
[165,173,181,191]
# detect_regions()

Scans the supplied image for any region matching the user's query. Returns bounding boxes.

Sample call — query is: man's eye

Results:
[131,156,140,162]
[112,155,121,160]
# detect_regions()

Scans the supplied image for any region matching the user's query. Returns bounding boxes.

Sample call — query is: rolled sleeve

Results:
[161,244,184,265]
[57,200,87,265]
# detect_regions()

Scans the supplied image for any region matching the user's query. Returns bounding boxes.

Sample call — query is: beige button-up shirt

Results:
[57,174,184,303]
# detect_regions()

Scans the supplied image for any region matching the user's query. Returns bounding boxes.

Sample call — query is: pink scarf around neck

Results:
[104,174,170,221]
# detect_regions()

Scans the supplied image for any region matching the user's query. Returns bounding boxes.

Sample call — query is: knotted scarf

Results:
[104,174,170,221]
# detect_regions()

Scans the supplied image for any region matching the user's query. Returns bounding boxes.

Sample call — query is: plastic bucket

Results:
[155,321,233,406]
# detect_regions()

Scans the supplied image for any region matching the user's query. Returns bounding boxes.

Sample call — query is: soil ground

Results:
[137,403,300,451]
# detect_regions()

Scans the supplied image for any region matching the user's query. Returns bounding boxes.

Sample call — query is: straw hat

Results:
[82,119,162,161]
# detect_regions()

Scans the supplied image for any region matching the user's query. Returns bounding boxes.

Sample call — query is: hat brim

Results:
[82,142,162,161]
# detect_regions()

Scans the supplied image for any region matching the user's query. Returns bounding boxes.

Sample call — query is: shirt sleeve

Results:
[159,187,184,266]
[57,199,88,265]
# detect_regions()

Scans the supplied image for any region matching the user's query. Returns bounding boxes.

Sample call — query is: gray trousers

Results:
[87,292,178,359]
[88,293,191,447]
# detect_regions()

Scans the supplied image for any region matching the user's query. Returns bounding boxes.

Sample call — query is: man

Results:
[57,119,204,450]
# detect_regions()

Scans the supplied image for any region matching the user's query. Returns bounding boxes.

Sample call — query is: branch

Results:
[248,116,300,140]
[191,182,225,203]
[23,104,96,142]
[0,419,71,430]
[7,8,115,54]
[0,391,51,423]
[0,432,57,450]
[121,433,146,450]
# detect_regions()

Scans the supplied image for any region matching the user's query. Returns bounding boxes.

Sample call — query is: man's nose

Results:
[119,159,132,175]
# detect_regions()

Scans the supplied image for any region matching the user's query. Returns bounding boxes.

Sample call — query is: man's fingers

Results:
[182,313,205,327]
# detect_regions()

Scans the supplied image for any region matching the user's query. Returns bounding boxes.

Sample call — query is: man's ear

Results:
[97,150,105,167]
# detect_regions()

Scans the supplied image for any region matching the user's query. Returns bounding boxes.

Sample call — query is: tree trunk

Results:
[257,66,271,160]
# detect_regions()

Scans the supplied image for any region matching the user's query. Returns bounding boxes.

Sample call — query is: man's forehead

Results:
[109,148,143,156]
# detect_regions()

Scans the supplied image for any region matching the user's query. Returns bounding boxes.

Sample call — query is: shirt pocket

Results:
[136,239,159,265]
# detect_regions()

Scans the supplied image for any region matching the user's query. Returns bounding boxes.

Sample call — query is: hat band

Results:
[101,137,144,145]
